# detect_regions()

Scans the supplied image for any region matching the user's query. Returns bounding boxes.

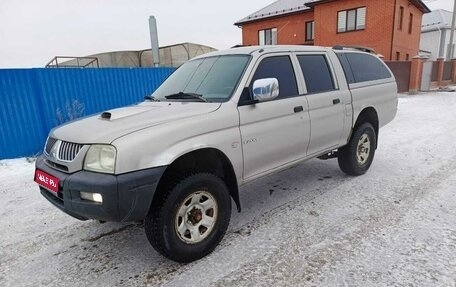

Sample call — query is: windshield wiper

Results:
[144,95,160,102]
[165,92,207,102]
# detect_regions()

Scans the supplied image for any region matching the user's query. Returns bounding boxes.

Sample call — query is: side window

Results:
[336,53,355,84]
[344,53,392,83]
[297,55,335,94]
[250,56,298,99]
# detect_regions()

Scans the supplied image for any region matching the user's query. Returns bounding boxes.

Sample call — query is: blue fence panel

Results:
[0,67,174,159]
[0,69,48,159]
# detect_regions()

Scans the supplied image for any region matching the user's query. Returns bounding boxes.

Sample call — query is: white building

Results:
[420,9,455,60]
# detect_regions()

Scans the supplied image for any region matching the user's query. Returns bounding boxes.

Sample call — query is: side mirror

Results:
[252,78,279,102]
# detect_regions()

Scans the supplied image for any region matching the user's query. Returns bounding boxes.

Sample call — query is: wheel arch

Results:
[354,107,379,148]
[152,148,241,212]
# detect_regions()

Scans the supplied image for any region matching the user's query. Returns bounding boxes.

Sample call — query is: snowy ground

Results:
[1,91,456,286]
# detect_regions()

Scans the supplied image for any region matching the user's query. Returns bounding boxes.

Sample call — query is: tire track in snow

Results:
[211,156,456,286]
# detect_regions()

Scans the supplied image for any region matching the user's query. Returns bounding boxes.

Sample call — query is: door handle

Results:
[294,106,304,113]
[333,99,341,105]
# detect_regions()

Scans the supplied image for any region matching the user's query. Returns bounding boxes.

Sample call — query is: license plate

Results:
[35,169,60,193]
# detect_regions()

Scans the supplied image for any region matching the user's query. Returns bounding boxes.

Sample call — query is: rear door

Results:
[295,52,351,156]
[238,54,311,180]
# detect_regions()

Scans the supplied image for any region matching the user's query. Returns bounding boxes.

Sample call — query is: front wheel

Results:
[145,173,231,263]
[338,122,376,176]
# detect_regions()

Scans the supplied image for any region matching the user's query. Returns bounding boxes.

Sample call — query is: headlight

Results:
[84,145,116,174]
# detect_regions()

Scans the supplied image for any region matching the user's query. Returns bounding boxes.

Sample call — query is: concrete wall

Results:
[420,29,456,60]
[442,29,455,59]
[420,30,444,60]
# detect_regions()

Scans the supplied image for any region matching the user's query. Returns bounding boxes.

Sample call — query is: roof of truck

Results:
[192,45,377,61]
[193,45,331,59]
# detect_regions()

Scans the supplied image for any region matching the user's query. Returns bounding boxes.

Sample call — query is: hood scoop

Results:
[98,105,160,121]
[100,112,112,120]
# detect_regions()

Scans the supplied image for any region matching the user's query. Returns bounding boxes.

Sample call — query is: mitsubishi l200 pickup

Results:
[35,45,397,262]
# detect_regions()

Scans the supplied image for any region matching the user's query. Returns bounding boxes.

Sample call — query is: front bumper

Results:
[35,157,166,222]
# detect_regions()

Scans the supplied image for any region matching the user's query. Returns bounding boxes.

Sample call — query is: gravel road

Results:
[1,91,456,286]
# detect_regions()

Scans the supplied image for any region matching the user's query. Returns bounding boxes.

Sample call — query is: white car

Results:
[35,45,398,262]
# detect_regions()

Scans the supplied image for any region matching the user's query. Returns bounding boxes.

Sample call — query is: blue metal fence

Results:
[0,68,174,159]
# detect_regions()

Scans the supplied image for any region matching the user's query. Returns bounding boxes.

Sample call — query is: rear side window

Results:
[297,55,335,94]
[336,53,355,84]
[250,56,298,99]
[343,53,392,83]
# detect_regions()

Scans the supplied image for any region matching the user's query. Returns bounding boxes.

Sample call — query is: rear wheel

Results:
[145,173,231,263]
[338,122,376,176]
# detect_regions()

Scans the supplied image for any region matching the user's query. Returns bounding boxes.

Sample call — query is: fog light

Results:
[80,192,103,203]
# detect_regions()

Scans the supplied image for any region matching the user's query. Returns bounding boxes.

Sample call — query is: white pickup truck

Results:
[35,45,397,262]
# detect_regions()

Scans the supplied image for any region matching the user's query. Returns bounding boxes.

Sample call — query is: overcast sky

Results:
[0,0,453,68]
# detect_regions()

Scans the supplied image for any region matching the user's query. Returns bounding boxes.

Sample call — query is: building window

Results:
[399,6,404,30]
[337,7,366,33]
[258,28,277,45]
[306,21,315,41]
[396,52,400,61]
[406,54,410,61]
[408,13,413,34]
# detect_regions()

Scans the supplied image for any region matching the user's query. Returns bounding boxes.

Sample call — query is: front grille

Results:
[45,137,57,154]
[58,141,84,161]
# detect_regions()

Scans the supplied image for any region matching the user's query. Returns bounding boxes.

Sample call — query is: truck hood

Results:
[51,102,221,144]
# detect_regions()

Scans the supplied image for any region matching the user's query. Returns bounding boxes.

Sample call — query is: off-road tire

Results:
[338,122,376,176]
[145,173,231,263]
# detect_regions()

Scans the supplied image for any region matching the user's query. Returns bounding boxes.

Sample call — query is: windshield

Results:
[150,55,251,102]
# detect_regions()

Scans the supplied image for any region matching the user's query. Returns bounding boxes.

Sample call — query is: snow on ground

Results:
[1,91,456,286]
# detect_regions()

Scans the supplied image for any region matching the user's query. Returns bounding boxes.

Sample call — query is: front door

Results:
[238,54,311,180]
